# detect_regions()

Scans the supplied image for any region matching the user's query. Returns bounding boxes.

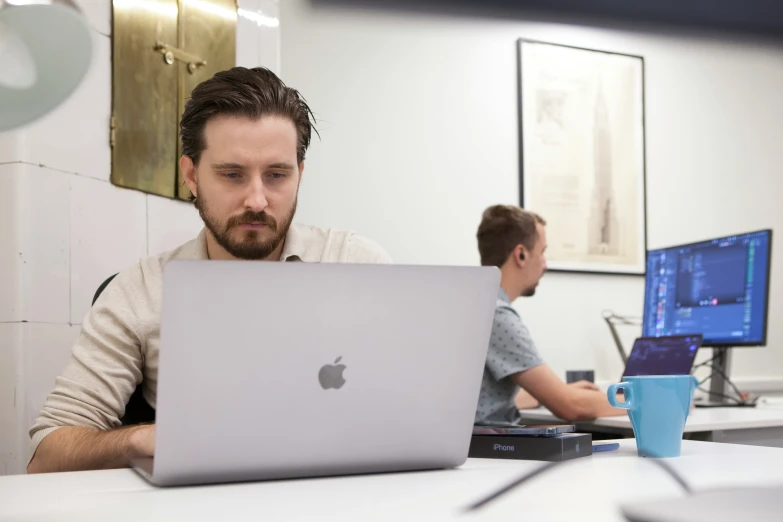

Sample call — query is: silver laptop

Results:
[131,260,500,486]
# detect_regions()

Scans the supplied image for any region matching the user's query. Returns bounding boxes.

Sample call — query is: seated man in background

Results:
[28,67,390,474]
[474,205,624,424]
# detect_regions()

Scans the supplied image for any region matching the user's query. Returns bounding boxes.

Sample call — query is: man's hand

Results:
[568,380,600,392]
[129,424,155,458]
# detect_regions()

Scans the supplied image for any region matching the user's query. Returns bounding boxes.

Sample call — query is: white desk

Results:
[519,406,783,447]
[2,440,783,521]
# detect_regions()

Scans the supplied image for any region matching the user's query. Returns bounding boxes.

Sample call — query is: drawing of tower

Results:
[588,80,620,256]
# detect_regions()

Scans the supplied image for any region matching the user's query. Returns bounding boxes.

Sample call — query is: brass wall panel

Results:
[111,0,179,197]
[176,0,237,200]
[111,0,236,200]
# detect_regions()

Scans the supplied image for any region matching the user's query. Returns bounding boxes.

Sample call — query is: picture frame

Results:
[518,39,647,275]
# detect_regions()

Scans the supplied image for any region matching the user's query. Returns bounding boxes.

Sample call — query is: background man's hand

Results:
[568,380,600,392]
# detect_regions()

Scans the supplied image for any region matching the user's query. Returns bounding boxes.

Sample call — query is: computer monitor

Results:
[641,229,773,406]
[642,229,772,347]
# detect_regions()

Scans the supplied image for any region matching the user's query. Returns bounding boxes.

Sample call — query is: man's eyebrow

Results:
[211,162,296,170]
[211,162,245,170]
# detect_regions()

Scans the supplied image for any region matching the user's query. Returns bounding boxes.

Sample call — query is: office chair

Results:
[92,274,156,426]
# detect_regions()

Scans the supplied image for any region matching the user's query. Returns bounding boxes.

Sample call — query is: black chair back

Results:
[92,274,156,426]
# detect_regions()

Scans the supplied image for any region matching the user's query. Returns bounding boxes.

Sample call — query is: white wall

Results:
[0,0,281,475]
[280,2,783,387]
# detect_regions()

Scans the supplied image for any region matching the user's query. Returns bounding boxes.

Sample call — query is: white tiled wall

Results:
[70,176,148,323]
[0,324,23,476]
[0,132,22,164]
[0,165,22,323]
[0,323,80,471]
[21,324,82,455]
[17,165,71,325]
[16,31,111,181]
[147,195,204,257]
[237,0,262,67]
[0,0,280,475]
[256,0,281,76]
[237,0,281,74]
[76,0,111,36]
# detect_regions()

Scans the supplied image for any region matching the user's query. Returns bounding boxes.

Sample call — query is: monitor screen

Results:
[623,335,702,377]
[642,230,772,346]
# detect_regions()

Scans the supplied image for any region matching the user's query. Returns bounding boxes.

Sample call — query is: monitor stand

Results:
[695,348,754,408]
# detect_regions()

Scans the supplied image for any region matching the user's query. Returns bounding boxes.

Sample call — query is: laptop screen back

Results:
[623,335,703,378]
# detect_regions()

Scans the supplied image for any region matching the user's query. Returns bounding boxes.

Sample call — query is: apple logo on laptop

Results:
[318,357,346,390]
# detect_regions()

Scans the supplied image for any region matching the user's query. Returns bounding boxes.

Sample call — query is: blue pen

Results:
[592,442,620,452]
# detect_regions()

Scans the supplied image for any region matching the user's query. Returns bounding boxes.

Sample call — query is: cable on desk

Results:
[647,458,692,495]
[692,352,757,406]
[709,364,756,406]
[692,353,721,371]
[463,461,561,511]
[464,453,693,512]
[697,386,743,405]
[695,364,756,406]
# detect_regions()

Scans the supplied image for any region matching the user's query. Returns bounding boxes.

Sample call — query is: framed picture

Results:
[518,39,647,275]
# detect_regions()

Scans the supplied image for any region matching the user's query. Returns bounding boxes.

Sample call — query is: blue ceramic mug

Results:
[607,375,697,458]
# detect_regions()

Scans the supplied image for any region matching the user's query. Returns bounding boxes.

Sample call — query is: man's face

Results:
[521,223,548,297]
[182,114,302,260]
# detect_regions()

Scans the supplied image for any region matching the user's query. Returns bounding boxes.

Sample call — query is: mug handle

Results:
[686,375,698,417]
[607,382,634,410]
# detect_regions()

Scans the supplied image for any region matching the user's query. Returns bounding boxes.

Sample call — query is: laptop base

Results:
[130,457,155,482]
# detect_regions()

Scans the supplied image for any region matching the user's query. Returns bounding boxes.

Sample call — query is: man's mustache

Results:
[226,211,278,231]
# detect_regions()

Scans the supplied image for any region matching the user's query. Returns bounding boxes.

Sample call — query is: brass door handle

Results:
[154,41,207,74]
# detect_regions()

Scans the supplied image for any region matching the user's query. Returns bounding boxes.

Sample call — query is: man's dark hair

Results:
[476,205,546,268]
[180,66,317,167]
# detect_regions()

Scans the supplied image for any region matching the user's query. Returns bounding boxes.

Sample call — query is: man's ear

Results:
[180,155,198,198]
[514,244,527,266]
[298,161,305,180]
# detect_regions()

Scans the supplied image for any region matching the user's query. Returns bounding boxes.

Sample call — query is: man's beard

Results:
[195,195,297,260]
[521,282,539,297]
